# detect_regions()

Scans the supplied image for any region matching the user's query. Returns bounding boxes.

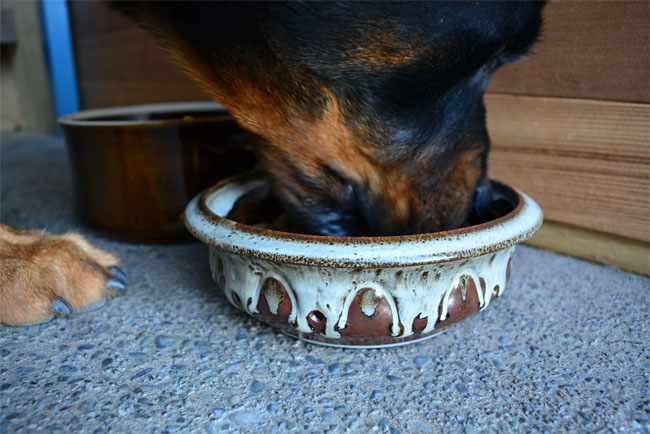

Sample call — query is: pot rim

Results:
[184,172,543,268]
[58,101,230,128]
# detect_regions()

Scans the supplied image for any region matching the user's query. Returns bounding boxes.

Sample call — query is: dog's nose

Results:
[472,177,494,216]
[467,177,517,225]
[467,177,498,226]
[351,184,411,237]
[305,182,405,237]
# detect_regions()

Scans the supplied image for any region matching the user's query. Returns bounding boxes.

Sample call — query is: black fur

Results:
[111,1,544,236]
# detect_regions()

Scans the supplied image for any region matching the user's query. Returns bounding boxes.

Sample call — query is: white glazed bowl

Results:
[184,172,543,348]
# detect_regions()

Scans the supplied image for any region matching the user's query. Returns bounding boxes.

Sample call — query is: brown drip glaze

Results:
[412,315,429,334]
[337,288,394,337]
[307,310,327,334]
[436,277,481,328]
[254,278,293,325]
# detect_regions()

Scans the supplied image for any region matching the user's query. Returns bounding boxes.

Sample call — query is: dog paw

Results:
[0,224,126,325]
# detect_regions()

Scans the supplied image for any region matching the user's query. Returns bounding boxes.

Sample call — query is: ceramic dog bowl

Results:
[59,102,257,242]
[185,173,543,348]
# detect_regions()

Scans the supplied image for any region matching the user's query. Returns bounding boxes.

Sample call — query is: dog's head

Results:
[250,2,545,236]
[112,1,544,236]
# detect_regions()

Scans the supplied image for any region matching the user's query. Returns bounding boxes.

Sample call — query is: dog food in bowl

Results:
[184,173,543,348]
[59,102,257,241]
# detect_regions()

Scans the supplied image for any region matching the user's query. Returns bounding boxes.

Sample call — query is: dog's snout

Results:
[466,177,519,225]
[300,182,401,237]
[472,178,494,215]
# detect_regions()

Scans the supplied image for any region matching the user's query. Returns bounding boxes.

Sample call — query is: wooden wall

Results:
[483,0,649,274]
[67,1,650,274]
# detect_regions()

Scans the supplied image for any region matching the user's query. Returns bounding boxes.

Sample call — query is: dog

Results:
[0,1,544,325]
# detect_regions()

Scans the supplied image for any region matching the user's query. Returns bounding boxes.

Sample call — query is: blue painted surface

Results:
[41,0,80,118]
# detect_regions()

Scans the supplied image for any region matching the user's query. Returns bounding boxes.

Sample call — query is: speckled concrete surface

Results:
[1,133,649,434]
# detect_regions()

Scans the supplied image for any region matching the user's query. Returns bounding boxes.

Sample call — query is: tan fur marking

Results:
[344,32,430,68]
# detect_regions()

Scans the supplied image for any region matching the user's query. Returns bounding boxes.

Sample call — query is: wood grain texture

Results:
[486,93,650,242]
[68,1,208,108]
[487,0,649,103]
[526,221,649,276]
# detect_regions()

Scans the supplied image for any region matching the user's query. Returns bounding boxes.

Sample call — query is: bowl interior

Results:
[224,180,520,236]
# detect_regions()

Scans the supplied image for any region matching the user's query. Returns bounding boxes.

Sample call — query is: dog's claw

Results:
[108,266,127,284]
[51,297,72,317]
[106,277,127,290]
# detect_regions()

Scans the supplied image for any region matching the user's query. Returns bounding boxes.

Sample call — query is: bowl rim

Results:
[58,101,231,128]
[184,172,543,268]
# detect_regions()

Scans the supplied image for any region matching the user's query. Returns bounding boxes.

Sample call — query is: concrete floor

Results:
[1,134,649,433]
